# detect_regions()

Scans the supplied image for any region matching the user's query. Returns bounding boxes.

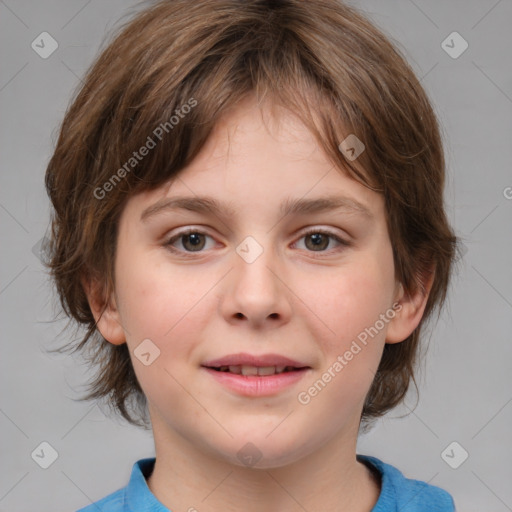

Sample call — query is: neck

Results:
[146,416,380,512]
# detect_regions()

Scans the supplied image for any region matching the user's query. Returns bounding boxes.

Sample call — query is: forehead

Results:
[125,98,385,223]
[201,96,334,169]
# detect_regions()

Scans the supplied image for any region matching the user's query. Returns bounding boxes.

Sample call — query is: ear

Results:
[81,274,126,345]
[385,268,435,344]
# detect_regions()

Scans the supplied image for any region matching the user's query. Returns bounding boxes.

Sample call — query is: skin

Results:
[86,95,432,512]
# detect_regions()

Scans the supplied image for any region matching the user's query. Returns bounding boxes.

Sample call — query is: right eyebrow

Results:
[140,196,237,222]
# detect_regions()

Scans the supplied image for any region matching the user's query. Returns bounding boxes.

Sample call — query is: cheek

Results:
[115,250,216,358]
[114,254,215,404]
[303,256,395,355]
[294,260,393,428]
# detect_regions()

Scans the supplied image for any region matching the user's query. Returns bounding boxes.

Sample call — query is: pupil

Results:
[307,233,328,251]
[184,233,204,251]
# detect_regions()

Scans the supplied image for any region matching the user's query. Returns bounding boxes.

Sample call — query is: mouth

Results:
[200,353,312,396]
[201,352,311,375]
[205,365,308,376]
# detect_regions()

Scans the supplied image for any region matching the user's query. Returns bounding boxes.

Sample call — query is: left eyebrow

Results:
[279,196,373,219]
[140,194,373,222]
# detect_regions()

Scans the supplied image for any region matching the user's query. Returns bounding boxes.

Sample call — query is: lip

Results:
[202,366,311,397]
[201,352,309,368]
[201,352,312,397]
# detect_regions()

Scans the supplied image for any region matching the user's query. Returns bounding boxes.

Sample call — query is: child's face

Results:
[103,97,412,467]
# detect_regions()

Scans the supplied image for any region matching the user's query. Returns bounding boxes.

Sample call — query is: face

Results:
[95,97,420,469]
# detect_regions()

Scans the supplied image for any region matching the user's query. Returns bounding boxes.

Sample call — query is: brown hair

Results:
[44,0,458,429]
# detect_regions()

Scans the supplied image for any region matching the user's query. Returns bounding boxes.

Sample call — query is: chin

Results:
[216,433,312,470]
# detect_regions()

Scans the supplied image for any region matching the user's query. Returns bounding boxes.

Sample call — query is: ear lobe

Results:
[386,269,435,344]
[81,274,126,345]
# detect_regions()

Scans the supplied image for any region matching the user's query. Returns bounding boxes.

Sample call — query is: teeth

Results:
[212,365,301,375]
[216,365,297,376]
[257,366,277,376]
[240,365,259,376]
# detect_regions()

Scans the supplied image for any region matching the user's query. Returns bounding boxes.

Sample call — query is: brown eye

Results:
[180,232,206,251]
[166,230,213,253]
[304,232,330,251]
[295,229,350,254]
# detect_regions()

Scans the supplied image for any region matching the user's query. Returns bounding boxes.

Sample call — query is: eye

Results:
[164,227,350,256]
[293,228,350,254]
[165,228,216,254]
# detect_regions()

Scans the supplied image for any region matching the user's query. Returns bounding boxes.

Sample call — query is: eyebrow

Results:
[140,194,373,222]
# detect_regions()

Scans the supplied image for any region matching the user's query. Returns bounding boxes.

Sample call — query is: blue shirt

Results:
[76,455,455,511]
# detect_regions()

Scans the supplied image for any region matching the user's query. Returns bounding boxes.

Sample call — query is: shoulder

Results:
[74,457,158,512]
[358,454,456,512]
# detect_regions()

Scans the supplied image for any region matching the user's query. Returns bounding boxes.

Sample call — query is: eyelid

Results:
[298,226,348,240]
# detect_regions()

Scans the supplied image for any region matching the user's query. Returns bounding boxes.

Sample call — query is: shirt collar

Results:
[126,457,169,511]
[357,454,396,511]
[127,455,392,511]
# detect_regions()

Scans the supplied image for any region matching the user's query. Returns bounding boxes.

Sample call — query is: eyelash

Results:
[164,227,351,257]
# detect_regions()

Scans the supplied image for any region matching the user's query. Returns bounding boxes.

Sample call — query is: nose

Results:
[219,239,293,329]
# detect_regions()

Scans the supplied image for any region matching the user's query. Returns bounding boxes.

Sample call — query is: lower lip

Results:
[202,367,310,397]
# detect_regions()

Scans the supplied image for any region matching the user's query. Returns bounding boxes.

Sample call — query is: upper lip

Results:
[202,352,310,368]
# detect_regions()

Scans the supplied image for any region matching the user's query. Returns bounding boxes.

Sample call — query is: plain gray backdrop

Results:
[1,0,511,511]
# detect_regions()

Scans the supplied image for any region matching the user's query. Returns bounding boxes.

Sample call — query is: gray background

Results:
[1,0,511,510]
